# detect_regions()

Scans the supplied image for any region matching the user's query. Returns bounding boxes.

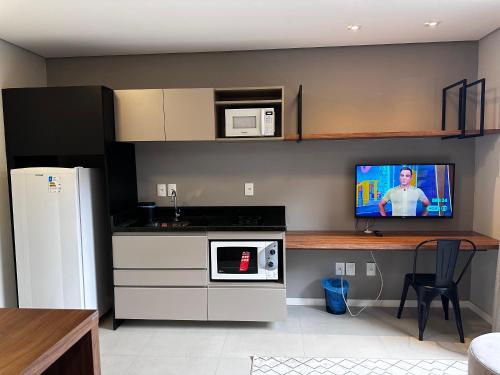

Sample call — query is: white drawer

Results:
[113,235,207,269]
[114,269,207,286]
[208,287,286,321]
[115,287,207,320]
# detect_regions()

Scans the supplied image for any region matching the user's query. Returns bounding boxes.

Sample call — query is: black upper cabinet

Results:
[2,86,115,156]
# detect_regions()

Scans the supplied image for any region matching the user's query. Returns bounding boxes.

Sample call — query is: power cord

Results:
[355,218,376,234]
[363,218,375,234]
[340,250,384,317]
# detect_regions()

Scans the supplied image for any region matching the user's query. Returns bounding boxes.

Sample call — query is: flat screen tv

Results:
[355,164,455,218]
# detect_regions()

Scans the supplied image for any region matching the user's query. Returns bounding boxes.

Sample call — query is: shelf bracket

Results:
[458,78,486,139]
[441,78,486,140]
[297,84,303,142]
[441,79,467,140]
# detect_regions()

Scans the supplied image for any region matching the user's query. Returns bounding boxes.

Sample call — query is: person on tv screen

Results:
[378,167,430,217]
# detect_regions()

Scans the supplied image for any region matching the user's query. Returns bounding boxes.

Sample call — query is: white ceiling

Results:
[0,0,499,58]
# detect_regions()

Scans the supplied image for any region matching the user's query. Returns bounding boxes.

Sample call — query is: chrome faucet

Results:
[170,189,181,221]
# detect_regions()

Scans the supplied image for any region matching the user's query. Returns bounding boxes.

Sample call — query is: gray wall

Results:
[46,42,480,301]
[0,39,46,307]
[288,250,471,300]
[472,28,500,322]
[134,139,475,232]
[47,42,478,136]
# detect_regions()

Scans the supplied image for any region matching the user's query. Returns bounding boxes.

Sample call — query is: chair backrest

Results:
[413,239,477,287]
[435,240,461,287]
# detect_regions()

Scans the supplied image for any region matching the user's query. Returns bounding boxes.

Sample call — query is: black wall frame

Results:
[297,84,303,142]
[441,78,486,139]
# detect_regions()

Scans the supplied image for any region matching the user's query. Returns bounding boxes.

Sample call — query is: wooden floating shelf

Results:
[285,129,500,141]
[483,129,500,135]
[215,99,282,105]
[285,231,499,251]
[215,136,284,142]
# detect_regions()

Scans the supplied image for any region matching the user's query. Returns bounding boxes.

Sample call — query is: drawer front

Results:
[113,235,207,269]
[114,269,207,286]
[208,288,286,321]
[115,287,207,320]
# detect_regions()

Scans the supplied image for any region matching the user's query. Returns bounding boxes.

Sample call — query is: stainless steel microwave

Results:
[225,108,275,137]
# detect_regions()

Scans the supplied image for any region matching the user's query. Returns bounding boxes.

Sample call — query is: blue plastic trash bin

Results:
[321,278,349,315]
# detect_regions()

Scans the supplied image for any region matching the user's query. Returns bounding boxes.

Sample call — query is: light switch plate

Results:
[346,262,356,276]
[367,262,376,276]
[157,184,167,197]
[167,184,177,197]
[244,183,254,196]
[335,262,345,276]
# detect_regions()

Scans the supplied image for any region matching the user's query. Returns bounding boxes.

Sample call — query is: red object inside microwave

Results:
[239,251,251,272]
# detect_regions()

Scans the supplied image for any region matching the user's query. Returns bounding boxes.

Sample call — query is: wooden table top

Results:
[285,231,499,251]
[0,308,98,375]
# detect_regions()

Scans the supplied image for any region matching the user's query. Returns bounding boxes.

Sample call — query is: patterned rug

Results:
[251,356,468,375]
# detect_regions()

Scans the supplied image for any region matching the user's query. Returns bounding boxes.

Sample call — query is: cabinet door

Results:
[2,87,109,155]
[208,288,286,321]
[163,88,215,141]
[114,89,165,141]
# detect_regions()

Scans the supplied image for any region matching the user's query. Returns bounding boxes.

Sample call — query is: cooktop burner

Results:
[236,215,263,226]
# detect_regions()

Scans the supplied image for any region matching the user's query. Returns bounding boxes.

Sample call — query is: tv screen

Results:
[355,164,454,218]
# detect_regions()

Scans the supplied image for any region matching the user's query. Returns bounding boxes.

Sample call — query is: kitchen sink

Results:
[147,221,191,228]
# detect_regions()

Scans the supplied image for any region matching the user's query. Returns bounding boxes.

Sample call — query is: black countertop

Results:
[112,206,286,232]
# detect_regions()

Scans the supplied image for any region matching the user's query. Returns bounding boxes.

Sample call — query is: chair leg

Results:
[397,277,410,319]
[441,295,449,320]
[450,292,465,343]
[417,297,431,341]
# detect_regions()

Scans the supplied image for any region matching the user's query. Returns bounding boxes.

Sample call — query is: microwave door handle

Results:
[261,110,266,136]
[258,248,267,269]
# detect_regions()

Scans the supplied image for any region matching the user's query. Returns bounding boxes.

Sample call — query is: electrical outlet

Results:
[157,184,167,197]
[167,184,177,197]
[346,262,356,276]
[335,262,345,276]
[367,262,376,276]
[244,183,254,196]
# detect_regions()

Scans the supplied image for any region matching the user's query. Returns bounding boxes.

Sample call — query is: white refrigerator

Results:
[10,167,112,314]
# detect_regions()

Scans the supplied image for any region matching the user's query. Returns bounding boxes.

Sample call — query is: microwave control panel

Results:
[261,108,275,136]
[264,242,278,271]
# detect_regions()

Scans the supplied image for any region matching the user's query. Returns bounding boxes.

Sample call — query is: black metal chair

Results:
[397,239,477,343]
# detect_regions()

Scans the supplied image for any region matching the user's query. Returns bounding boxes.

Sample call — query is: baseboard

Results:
[465,301,493,325]
[286,298,494,324]
[286,298,440,307]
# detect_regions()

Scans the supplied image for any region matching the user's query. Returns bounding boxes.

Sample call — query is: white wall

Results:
[0,39,46,307]
[472,28,500,327]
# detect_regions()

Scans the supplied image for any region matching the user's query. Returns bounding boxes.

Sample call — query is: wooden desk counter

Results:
[285,231,499,251]
[0,308,100,375]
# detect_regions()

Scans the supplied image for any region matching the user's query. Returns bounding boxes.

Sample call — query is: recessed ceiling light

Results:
[424,21,441,28]
[347,25,362,31]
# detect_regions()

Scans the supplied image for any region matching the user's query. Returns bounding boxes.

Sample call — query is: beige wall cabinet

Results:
[164,88,215,141]
[114,89,166,141]
[114,88,215,142]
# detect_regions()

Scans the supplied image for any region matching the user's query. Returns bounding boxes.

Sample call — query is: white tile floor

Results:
[99,306,491,375]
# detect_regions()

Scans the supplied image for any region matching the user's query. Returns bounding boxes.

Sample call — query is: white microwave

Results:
[225,108,275,137]
[210,240,279,281]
